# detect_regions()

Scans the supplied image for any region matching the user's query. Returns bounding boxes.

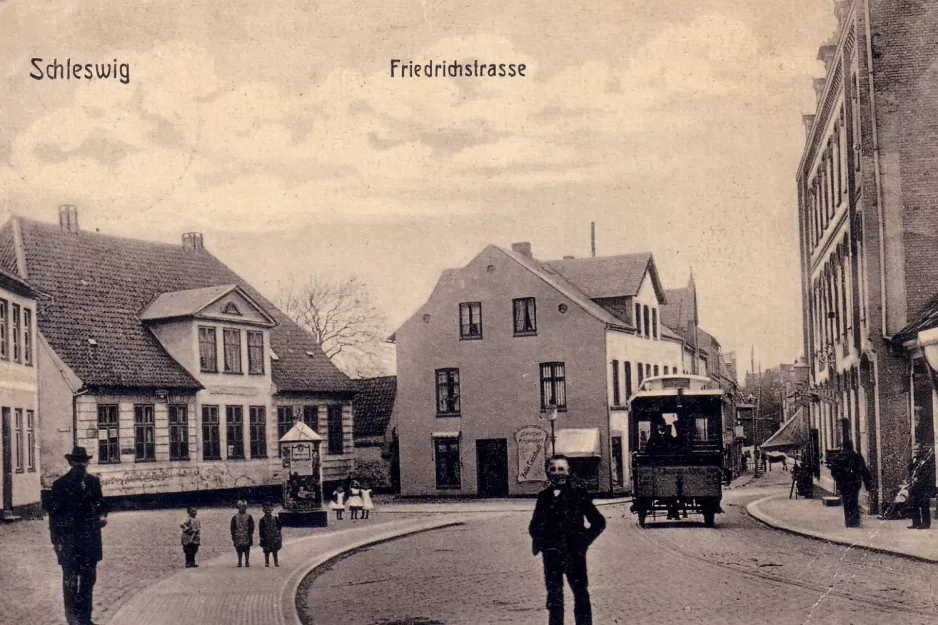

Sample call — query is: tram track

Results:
[624,509,938,620]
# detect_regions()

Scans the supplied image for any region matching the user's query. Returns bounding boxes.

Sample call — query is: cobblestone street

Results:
[0,505,417,625]
[303,477,938,625]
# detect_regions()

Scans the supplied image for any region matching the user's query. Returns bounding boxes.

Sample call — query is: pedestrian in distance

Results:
[259,503,283,567]
[829,441,873,528]
[230,500,255,567]
[330,487,345,520]
[347,480,365,520]
[529,455,606,625]
[180,506,201,568]
[361,485,374,519]
[907,446,934,530]
[48,445,109,625]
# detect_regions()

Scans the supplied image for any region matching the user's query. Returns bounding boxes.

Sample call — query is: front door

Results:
[476,439,509,497]
[1,408,12,510]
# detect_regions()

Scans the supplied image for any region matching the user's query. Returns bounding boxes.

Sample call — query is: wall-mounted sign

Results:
[515,426,548,482]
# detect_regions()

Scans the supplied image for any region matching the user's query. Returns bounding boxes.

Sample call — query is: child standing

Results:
[330,487,345,520]
[361,486,374,520]
[259,503,283,567]
[229,500,255,567]
[180,507,201,568]
[346,480,364,520]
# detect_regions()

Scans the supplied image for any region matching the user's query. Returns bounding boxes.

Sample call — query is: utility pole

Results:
[754,362,763,478]
[590,221,596,258]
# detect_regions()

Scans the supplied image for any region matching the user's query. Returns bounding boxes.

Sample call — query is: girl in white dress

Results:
[361,487,374,519]
[346,481,365,520]
[329,487,345,520]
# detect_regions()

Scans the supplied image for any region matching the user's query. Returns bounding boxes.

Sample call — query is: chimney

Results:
[802,114,816,140]
[816,44,836,73]
[58,204,79,233]
[511,241,532,257]
[182,232,204,251]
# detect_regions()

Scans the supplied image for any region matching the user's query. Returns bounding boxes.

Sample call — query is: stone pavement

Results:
[105,514,474,625]
[748,492,938,563]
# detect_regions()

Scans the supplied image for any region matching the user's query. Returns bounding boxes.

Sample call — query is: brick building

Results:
[796,0,938,511]
[0,207,355,501]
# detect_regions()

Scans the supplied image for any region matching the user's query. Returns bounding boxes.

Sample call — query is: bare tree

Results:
[277,275,391,379]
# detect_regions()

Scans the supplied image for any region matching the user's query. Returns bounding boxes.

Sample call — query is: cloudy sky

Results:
[0,0,837,376]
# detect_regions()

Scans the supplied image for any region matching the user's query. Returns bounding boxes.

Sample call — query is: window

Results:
[169,405,189,461]
[199,327,217,372]
[611,436,624,486]
[0,299,6,360]
[97,405,120,464]
[512,298,537,335]
[327,405,344,455]
[643,305,650,339]
[540,362,567,411]
[226,405,245,459]
[624,362,632,400]
[434,437,461,489]
[26,410,35,471]
[277,406,293,456]
[247,331,264,375]
[134,405,155,462]
[645,363,651,379]
[303,405,319,431]
[611,360,620,406]
[652,308,658,340]
[637,362,644,385]
[436,368,461,415]
[653,365,659,377]
[459,302,483,339]
[11,303,20,362]
[223,302,242,315]
[695,417,710,442]
[634,303,642,335]
[14,409,23,472]
[663,365,669,375]
[223,328,242,374]
[23,308,32,365]
[249,406,267,459]
[202,405,220,460]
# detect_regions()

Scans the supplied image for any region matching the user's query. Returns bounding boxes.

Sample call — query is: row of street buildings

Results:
[0,206,742,514]
[796,0,938,513]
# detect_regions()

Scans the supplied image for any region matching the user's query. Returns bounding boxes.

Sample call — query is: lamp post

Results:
[547,403,559,457]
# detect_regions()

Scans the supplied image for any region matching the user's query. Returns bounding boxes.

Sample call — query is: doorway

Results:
[476,439,509,497]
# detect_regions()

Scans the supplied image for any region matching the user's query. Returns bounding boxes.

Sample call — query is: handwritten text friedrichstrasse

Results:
[391,59,526,78]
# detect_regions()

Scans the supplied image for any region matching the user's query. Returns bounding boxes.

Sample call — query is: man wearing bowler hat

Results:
[48,446,109,625]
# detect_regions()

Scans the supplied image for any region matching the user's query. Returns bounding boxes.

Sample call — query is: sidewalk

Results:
[747,492,938,563]
[105,515,473,625]
[376,495,631,513]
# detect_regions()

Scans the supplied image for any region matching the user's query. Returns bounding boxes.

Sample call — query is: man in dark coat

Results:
[529,455,606,625]
[907,446,935,530]
[829,441,872,528]
[48,446,109,625]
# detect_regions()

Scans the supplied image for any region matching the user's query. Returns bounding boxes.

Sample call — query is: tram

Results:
[628,375,725,527]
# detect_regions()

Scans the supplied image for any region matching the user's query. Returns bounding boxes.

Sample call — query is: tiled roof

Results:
[661,287,689,330]
[0,266,35,297]
[545,253,665,301]
[2,217,352,393]
[352,376,396,439]
[895,292,938,344]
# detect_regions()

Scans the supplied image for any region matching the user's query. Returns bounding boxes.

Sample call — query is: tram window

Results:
[695,417,709,442]
[637,421,651,450]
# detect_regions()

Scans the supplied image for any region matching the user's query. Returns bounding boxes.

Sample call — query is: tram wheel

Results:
[703,511,715,528]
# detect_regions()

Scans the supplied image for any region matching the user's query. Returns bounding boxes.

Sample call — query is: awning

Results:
[555,428,601,458]
[431,431,460,438]
[761,408,809,451]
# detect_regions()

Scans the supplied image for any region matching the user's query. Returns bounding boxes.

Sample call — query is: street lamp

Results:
[547,402,559,456]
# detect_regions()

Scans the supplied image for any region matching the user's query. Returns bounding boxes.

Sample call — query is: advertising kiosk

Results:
[279,422,328,527]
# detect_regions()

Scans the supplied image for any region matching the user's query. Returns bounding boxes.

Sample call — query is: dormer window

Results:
[223,301,242,315]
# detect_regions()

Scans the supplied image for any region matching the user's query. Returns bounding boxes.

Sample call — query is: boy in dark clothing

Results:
[529,455,606,625]
[230,500,255,567]
[259,503,283,566]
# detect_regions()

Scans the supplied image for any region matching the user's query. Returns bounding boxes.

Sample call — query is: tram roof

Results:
[629,375,724,400]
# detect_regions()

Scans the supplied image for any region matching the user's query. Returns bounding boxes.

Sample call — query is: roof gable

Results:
[545,253,667,303]
[352,376,397,439]
[5,217,350,392]
[141,284,276,327]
